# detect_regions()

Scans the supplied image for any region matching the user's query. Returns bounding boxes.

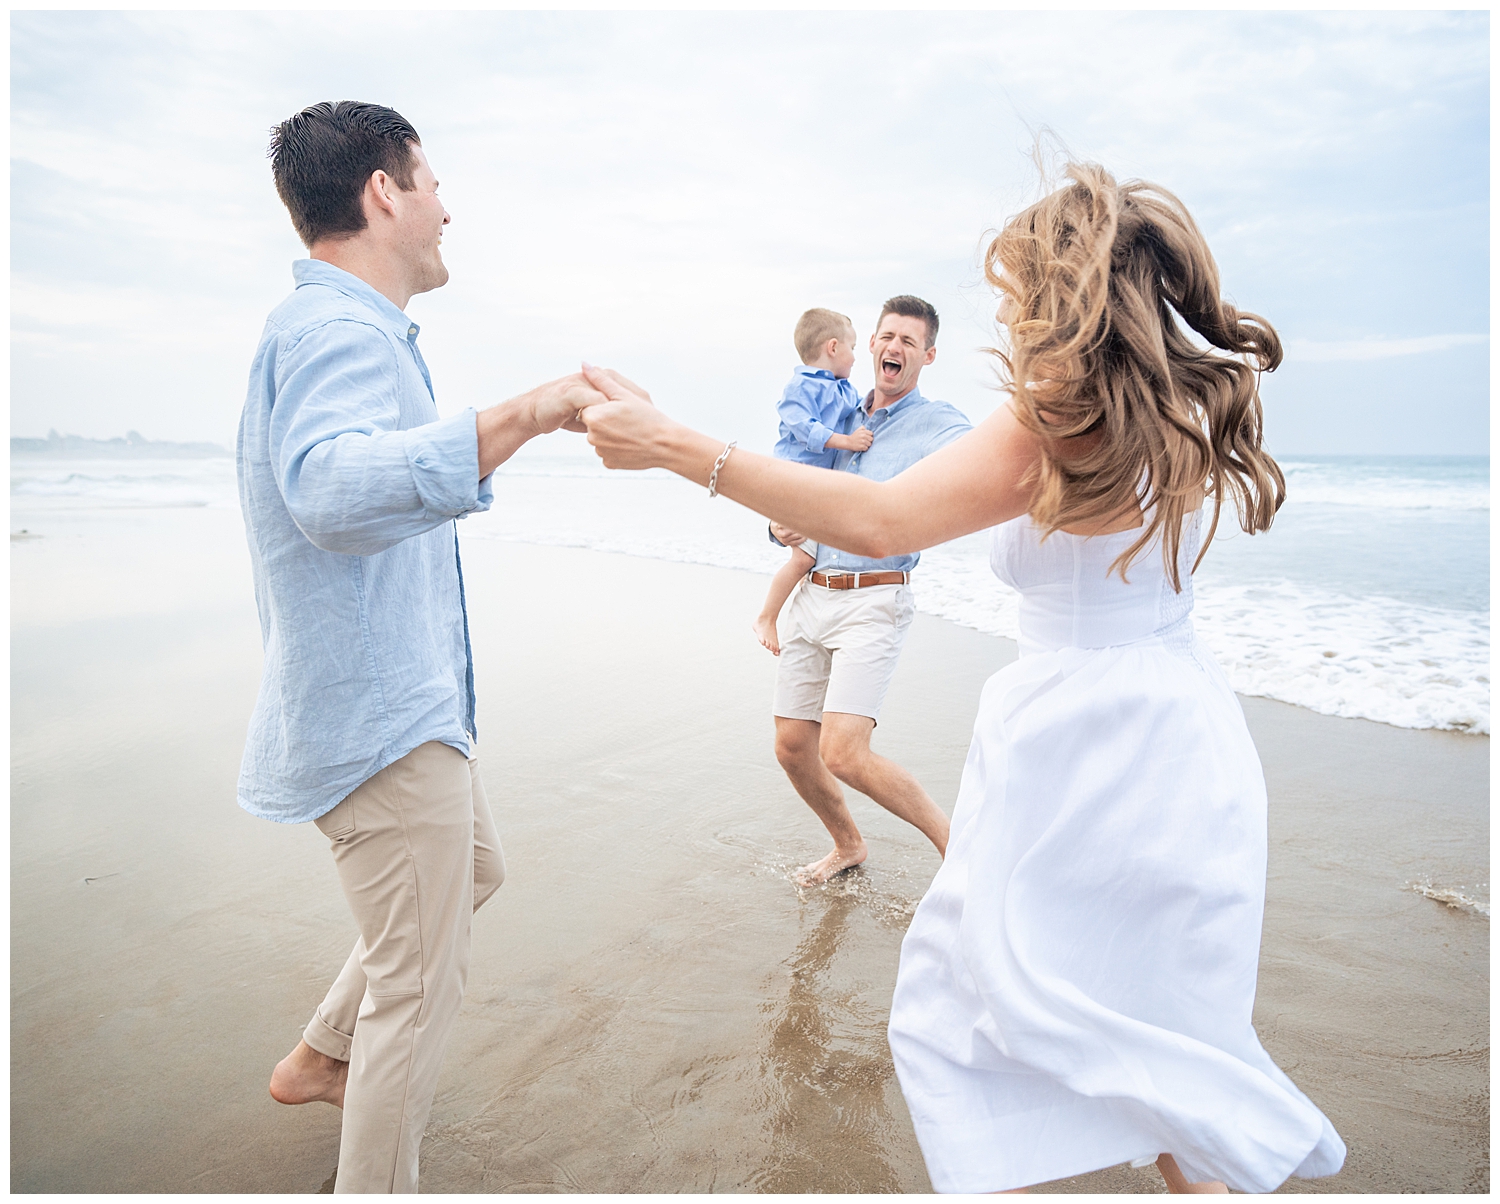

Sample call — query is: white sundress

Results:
[886,511,1347,1194]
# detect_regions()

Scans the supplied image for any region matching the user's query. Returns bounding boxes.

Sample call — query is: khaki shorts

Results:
[774,580,915,722]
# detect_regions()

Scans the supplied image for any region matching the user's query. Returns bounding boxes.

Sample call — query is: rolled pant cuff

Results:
[303,1007,353,1062]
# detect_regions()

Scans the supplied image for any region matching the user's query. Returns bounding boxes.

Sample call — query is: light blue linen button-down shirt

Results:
[773,365,864,467]
[811,387,973,576]
[236,259,493,824]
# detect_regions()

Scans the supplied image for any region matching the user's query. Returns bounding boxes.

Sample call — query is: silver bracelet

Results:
[707,440,737,499]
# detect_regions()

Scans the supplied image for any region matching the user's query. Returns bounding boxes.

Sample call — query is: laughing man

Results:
[770,295,972,884]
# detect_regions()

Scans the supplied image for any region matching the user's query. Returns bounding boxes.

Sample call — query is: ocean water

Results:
[10,457,238,511]
[12,450,1489,734]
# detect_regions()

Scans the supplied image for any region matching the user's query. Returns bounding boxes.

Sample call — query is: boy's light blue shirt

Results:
[812,387,973,576]
[236,259,494,824]
[773,365,864,467]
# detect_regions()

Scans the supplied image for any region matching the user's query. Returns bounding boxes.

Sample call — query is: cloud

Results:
[1287,334,1489,362]
[9,10,1489,453]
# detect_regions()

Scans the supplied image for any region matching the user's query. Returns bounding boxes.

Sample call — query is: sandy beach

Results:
[10,503,1488,1193]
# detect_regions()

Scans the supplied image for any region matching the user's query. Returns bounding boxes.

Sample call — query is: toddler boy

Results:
[753,308,873,655]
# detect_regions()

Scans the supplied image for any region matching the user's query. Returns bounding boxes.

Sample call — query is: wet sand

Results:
[10,506,1488,1193]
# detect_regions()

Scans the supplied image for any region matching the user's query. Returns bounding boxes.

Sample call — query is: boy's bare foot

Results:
[1156,1154,1228,1194]
[792,841,868,885]
[269,1039,348,1109]
[752,614,781,656]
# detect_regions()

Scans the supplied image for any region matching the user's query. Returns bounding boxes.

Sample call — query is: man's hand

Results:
[523,373,610,436]
[581,364,652,405]
[825,427,873,453]
[770,522,806,547]
[475,373,609,478]
[576,364,683,471]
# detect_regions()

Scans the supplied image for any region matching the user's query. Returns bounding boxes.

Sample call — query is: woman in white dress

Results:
[576,162,1346,1194]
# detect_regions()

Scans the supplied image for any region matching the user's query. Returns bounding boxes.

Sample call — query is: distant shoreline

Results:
[11,431,230,459]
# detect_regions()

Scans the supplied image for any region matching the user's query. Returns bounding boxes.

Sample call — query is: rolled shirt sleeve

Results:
[777,377,835,455]
[271,319,491,556]
[408,410,495,517]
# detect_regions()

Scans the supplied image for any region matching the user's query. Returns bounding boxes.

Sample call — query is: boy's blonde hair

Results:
[794,308,854,364]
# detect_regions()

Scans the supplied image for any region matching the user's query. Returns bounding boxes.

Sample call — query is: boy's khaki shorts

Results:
[773,580,915,723]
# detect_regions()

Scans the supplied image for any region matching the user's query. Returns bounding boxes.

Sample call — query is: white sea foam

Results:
[1407,877,1490,918]
[467,519,1488,735]
[1191,581,1489,734]
[10,458,238,510]
[12,451,1488,735]
[471,461,1488,734]
[887,540,1489,735]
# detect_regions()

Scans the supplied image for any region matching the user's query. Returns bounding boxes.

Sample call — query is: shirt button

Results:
[408,326,417,336]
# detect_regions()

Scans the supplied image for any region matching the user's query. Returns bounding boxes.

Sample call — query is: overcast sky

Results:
[11,10,1489,455]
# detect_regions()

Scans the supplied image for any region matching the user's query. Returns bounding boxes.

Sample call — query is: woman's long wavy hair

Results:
[988,161,1285,589]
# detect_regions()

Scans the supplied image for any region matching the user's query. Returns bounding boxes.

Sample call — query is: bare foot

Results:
[792,842,868,885]
[1156,1154,1228,1194]
[752,614,781,655]
[269,1039,348,1109]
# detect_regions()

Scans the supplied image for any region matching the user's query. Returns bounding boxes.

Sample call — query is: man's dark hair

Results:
[878,294,939,348]
[268,101,422,248]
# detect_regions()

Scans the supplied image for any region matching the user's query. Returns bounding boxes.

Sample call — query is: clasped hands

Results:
[532,363,677,472]
[533,364,809,543]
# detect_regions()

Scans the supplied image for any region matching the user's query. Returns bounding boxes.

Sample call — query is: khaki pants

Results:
[302,741,505,1193]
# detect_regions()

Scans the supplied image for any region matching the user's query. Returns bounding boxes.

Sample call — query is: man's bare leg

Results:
[775,716,868,884]
[1156,1154,1228,1193]
[753,547,815,655]
[819,711,949,856]
[269,1039,348,1108]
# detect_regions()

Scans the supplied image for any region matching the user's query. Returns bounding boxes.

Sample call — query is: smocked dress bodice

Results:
[990,511,1199,656]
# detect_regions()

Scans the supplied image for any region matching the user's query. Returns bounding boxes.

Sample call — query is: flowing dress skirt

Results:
[886,632,1346,1193]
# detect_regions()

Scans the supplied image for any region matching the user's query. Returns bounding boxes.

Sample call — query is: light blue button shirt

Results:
[813,387,973,576]
[772,365,864,468]
[236,259,493,824]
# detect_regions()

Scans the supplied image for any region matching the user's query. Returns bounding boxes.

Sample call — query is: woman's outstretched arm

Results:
[579,364,1041,557]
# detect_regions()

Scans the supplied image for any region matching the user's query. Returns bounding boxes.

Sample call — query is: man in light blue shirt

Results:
[769,297,972,886]
[242,102,600,1193]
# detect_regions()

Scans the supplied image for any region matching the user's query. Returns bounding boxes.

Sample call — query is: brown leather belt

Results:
[808,570,910,590]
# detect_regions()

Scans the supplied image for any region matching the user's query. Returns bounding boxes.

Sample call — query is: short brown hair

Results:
[793,308,854,364]
[268,101,422,248]
[877,295,939,347]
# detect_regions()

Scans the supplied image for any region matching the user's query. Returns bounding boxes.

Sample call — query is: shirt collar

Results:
[795,365,836,380]
[292,259,419,340]
[862,385,924,419]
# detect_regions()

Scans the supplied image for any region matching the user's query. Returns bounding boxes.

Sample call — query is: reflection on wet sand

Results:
[750,875,906,1193]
